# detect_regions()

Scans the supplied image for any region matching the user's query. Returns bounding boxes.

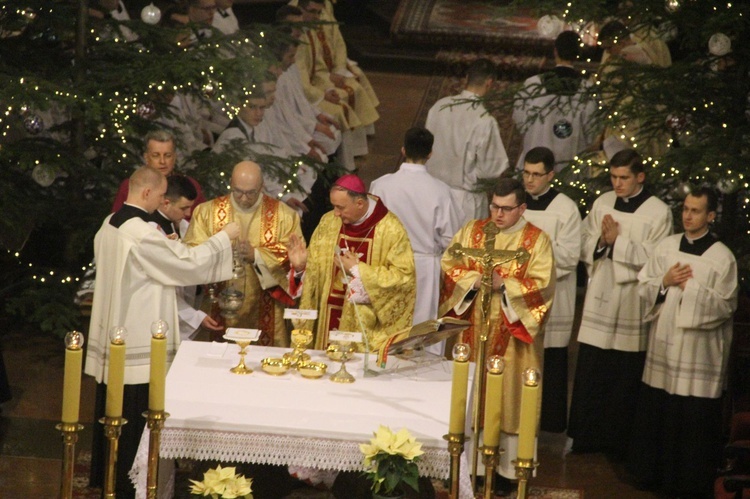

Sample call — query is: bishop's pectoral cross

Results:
[447,222,530,489]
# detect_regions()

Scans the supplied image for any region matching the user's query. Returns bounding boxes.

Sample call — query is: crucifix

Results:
[447,222,530,493]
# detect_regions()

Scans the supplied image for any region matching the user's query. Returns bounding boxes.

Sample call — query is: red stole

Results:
[325,199,388,332]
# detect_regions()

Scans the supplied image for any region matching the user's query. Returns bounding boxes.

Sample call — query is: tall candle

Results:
[105,327,127,418]
[149,320,169,412]
[517,368,540,460]
[61,331,85,424]
[482,355,505,447]
[448,343,471,434]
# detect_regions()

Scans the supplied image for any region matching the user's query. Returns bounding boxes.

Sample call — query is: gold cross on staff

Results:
[447,222,530,492]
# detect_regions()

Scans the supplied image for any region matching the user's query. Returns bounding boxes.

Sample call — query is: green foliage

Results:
[0,1,307,336]
[364,453,420,497]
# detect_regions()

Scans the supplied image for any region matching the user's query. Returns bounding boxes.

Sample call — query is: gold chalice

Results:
[229,339,252,374]
[284,329,312,367]
[224,329,260,375]
[328,341,356,384]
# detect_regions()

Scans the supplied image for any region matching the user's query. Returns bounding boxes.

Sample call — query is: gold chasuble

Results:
[185,194,303,347]
[300,198,416,351]
[439,218,555,433]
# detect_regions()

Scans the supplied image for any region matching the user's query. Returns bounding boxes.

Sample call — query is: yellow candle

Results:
[149,321,168,412]
[448,357,470,434]
[483,355,505,447]
[61,331,84,424]
[105,330,126,418]
[517,368,540,460]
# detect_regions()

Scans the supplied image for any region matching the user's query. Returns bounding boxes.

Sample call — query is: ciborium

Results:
[284,328,312,367]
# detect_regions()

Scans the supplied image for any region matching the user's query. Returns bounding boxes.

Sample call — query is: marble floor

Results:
[0,71,667,498]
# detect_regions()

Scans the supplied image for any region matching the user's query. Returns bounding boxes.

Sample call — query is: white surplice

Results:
[85,213,233,385]
[512,74,599,171]
[425,90,509,224]
[638,234,738,398]
[578,191,673,352]
[212,7,239,35]
[370,163,463,329]
[523,191,582,347]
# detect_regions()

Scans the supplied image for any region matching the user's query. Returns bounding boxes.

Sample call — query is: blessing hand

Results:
[287,234,308,272]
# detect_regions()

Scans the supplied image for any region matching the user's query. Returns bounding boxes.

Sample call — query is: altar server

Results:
[567,149,672,459]
[521,147,581,432]
[425,58,509,224]
[86,166,237,497]
[370,127,462,352]
[627,187,737,497]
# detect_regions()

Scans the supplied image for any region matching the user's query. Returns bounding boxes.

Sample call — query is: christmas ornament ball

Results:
[141,3,161,25]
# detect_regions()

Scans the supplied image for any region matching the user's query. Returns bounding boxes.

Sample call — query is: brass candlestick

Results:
[442,433,466,499]
[57,422,83,499]
[481,445,502,499]
[144,409,169,499]
[100,416,127,498]
[512,457,538,499]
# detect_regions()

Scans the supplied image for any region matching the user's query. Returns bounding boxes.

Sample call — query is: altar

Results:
[131,340,474,498]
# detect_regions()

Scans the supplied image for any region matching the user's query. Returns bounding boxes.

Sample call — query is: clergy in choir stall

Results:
[512,31,599,172]
[293,0,378,157]
[520,147,581,433]
[627,188,737,497]
[439,177,555,485]
[287,174,416,351]
[111,130,206,219]
[289,0,380,128]
[212,0,239,34]
[184,161,303,347]
[425,58,509,225]
[274,9,356,170]
[271,37,343,165]
[213,86,314,216]
[88,0,138,41]
[567,149,672,459]
[155,91,215,163]
[146,175,224,340]
[370,127,463,355]
[85,166,238,498]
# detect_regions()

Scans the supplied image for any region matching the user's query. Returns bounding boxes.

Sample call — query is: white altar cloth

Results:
[131,340,474,498]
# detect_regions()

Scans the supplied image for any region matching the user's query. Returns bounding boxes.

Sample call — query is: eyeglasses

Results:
[489,203,521,214]
[522,170,550,179]
[232,187,259,199]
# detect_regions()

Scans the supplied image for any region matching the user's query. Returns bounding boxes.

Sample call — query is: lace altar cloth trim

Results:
[131,428,473,499]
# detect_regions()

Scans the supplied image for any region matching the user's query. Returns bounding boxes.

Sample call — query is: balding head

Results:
[230,161,264,209]
[127,166,167,213]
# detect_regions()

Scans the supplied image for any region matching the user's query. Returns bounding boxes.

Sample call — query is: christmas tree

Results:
[0,0,313,335]
[486,0,749,291]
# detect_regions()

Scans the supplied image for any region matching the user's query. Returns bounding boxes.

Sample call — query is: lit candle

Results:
[148,320,169,412]
[448,343,471,434]
[482,355,505,447]
[105,327,127,418]
[517,368,541,460]
[61,331,85,424]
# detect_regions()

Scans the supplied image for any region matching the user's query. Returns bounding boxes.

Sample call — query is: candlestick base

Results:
[443,433,467,499]
[143,410,170,499]
[57,422,84,499]
[480,445,503,499]
[99,417,128,499]
[512,457,539,499]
